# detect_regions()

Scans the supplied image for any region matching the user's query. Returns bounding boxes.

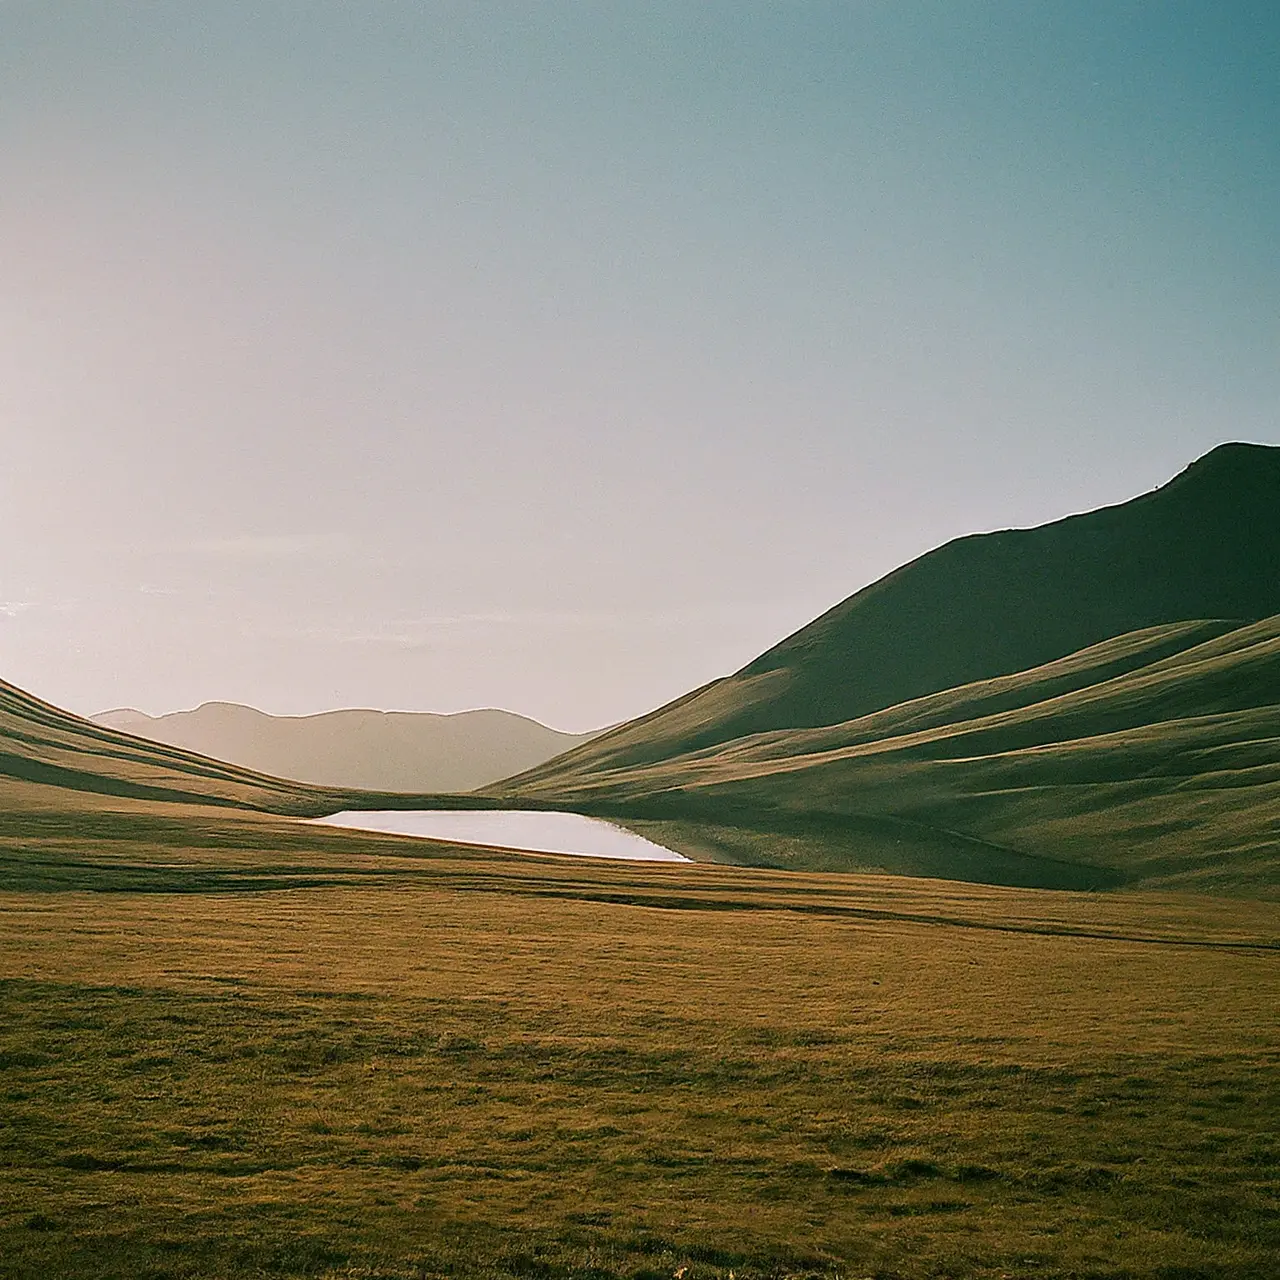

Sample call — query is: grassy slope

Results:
[3,612,1277,894]
[1,802,1277,1280]
[93,702,596,793]
[499,617,1280,894]
[529,442,1280,776]
[0,677,516,818]
[0,677,325,812]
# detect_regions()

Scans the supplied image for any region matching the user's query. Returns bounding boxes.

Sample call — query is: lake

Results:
[310,809,689,862]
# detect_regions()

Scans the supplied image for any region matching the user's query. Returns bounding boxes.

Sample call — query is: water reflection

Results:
[311,809,689,863]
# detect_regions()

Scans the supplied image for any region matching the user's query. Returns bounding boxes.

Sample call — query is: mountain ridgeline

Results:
[93,703,595,794]
[513,442,1280,780]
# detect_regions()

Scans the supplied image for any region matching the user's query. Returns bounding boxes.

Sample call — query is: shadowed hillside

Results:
[94,702,595,793]
[521,442,1280,778]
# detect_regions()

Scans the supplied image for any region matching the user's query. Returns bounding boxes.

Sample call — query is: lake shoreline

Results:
[309,809,691,863]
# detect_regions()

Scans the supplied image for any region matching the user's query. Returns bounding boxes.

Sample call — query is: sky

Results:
[2,2,1277,732]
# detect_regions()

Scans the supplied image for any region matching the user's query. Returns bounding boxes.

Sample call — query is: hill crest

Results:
[520,441,1280,778]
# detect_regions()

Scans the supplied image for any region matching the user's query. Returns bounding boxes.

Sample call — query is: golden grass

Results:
[1,789,1278,1278]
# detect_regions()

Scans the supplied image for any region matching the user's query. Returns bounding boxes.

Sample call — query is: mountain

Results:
[92,703,596,793]
[1,678,329,813]
[497,444,1280,894]
[516,442,1280,780]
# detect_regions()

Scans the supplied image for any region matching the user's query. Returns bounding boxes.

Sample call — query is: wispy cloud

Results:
[188,533,352,562]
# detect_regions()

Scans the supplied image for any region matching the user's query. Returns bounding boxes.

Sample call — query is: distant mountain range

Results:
[498,442,1280,894]
[92,703,596,793]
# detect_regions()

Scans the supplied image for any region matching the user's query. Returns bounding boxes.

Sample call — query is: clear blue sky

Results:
[3,2,1277,729]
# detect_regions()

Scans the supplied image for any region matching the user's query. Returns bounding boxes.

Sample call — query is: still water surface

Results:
[312,809,689,863]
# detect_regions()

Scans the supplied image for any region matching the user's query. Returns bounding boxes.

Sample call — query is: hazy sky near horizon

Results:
[3,2,1278,730]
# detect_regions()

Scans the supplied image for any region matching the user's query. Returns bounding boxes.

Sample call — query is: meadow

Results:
[1,785,1277,1279]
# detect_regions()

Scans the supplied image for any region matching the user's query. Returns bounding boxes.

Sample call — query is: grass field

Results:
[2,783,1278,1279]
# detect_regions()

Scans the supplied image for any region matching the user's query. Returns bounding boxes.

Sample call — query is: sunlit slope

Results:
[94,702,595,792]
[0,678,338,813]
[523,442,1280,778]
[500,617,1280,893]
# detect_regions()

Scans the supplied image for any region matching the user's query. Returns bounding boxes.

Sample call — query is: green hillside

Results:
[499,616,1280,894]
[526,442,1280,777]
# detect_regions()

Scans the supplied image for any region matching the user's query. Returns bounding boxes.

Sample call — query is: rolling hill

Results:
[498,615,1280,893]
[518,442,1280,778]
[1,678,338,814]
[93,702,595,793]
